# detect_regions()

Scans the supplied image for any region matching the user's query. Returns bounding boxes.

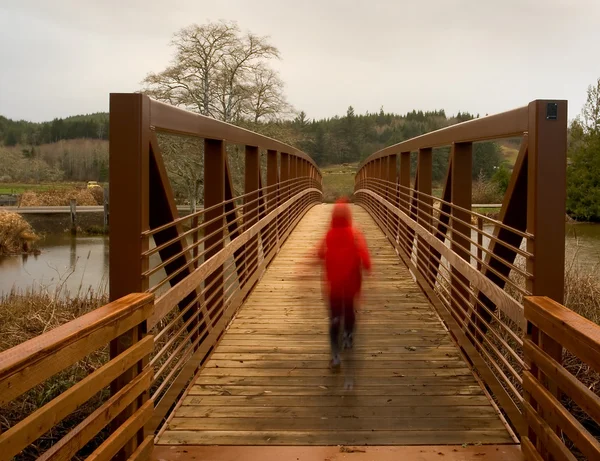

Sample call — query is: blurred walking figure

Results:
[317,199,371,369]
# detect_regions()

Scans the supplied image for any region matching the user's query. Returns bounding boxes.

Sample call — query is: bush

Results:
[0,211,39,255]
[472,172,503,204]
[492,164,511,194]
[567,134,600,221]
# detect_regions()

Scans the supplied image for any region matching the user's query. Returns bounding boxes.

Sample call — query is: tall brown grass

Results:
[0,211,39,255]
[0,286,108,460]
[19,186,101,207]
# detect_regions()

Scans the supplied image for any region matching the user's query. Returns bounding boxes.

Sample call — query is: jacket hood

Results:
[331,198,352,228]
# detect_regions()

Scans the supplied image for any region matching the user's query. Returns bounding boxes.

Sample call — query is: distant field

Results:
[0,183,81,195]
[321,163,357,203]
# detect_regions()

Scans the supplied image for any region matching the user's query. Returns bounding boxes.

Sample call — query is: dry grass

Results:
[0,287,108,460]
[20,186,101,207]
[0,210,39,255]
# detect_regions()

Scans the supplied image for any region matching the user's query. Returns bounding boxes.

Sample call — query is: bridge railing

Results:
[523,296,600,461]
[0,293,154,461]
[355,100,567,438]
[109,94,322,438]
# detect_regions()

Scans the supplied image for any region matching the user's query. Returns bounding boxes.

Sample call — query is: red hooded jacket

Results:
[318,200,372,299]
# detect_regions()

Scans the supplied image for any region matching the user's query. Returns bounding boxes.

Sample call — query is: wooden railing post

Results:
[416,148,432,277]
[204,138,225,322]
[108,93,150,459]
[526,100,568,441]
[245,145,260,279]
[450,142,472,320]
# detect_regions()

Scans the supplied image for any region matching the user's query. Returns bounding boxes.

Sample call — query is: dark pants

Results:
[329,297,355,354]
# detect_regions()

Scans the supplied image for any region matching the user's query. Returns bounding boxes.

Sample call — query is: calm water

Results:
[1,223,599,296]
[0,233,109,296]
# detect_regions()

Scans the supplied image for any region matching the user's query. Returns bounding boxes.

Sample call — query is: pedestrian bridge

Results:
[1,95,599,461]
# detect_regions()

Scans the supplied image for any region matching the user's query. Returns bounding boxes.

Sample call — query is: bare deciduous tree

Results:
[143,21,290,124]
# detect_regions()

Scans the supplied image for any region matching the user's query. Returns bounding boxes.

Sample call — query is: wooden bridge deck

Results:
[156,204,515,448]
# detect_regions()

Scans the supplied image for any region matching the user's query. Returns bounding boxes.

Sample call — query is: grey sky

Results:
[1,0,599,122]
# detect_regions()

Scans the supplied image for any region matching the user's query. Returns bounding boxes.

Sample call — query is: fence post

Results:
[526,100,568,440]
[103,187,109,232]
[108,93,150,459]
[69,199,77,235]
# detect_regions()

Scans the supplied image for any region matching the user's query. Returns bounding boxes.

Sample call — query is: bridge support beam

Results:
[416,148,432,280]
[204,138,226,323]
[450,142,472,320]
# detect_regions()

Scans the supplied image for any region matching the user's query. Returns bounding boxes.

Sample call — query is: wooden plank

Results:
[523,371,600,460]
[150,445,524,461]
[181,395,494,407]
[157,429,514,445]
[38,368,152,461]
[87,399,153,461]
[188,384,484,396]
[173,404,500,419]
[0,336,153,460]
[0,293,153,405]
[168,416,506,431]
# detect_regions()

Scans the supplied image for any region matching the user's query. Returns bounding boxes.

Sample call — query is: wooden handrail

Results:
[358,105,528,169]
[0,293,154,460]
[524,296,600,461]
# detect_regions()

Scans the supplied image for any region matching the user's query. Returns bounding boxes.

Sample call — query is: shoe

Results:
[330,354,341,369]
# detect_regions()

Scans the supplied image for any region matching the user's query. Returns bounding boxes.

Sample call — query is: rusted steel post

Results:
[108,92,150,458]
[245,145,260,279]
[526,100,568,437]
[387,154,397,238]
[416,148,433,278]
[399,152,411,253]
[204,138,225,322]
[450,142,473,319]
[280,153,290,238]
[267,150,278,253]
[477,216,483,271]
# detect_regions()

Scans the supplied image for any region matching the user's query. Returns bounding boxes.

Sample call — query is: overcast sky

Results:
[1,0,599,122]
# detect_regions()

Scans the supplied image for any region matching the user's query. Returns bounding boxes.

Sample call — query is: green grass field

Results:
[0,183,82,195]
[321,164,357,203]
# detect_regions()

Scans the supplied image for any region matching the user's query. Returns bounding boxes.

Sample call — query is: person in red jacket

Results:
[317,198,372,369]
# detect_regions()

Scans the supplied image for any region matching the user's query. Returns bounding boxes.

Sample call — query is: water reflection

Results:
[0,233,109,296]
